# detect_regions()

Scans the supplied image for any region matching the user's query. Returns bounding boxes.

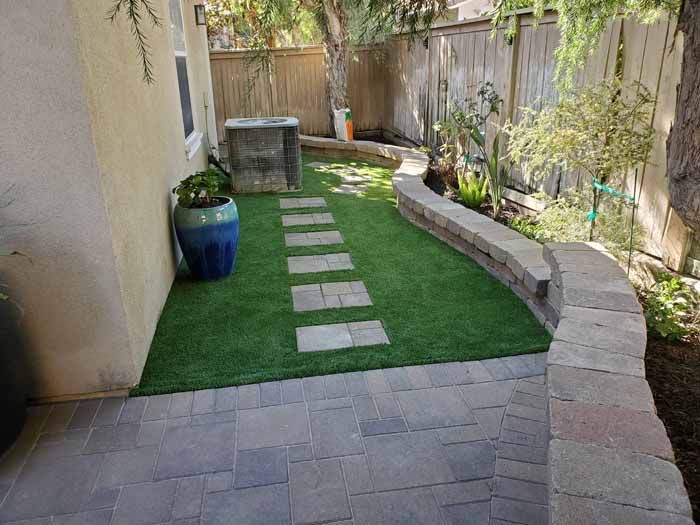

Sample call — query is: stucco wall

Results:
[0,0,217,399]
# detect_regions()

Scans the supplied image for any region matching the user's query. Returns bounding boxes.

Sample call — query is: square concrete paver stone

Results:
[237,403,310,450]
[203,483,290,525]
[155,421,236,479]
[292,281,372,312]
[287,253,353,274]
[281,213,334,227]
[284,230,344,247]
[460,380,518,409]
[297,321,389,352]
[290,459,352,524]
[96,445,159,488]
[111,480,177,525]
[332,184,368,194]
[396,387,475,430]
[0,454,102,521]
[279,197,327,209]
[351,488,445,525]
[341,174,372,184]
[310,408,364,458]
[363,431,455,491]
[234,447,288,488]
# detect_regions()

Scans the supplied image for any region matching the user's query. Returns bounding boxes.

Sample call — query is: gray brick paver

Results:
[1,357,552,524]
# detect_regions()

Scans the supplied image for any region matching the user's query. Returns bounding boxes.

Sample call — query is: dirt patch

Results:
[645,336,700,520]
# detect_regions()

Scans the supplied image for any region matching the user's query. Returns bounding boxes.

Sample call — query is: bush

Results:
[639,272,699,341]
[508,216,542,240]
[457,171,488,209]
[173,168,223,208]
[510,190,643,262]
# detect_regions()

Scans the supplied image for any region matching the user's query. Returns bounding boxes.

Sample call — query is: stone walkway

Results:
[0,355,549,524]
[282,165,389,353]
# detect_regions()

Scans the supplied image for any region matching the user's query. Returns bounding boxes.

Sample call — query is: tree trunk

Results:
[667,0,700,231]
[320,0,349,136]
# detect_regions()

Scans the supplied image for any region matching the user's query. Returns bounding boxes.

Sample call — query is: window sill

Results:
[185,131,203,161]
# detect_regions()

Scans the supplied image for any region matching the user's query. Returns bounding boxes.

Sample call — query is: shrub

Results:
[513,190,643,261]
[433,82,512,216]
[506,79,655,240]
[173,169,223,208]
[457,171,488,209]
[508,215,542,240]
[639,272,700,341]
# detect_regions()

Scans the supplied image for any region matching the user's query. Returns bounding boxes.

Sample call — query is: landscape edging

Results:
[299,135,693,524]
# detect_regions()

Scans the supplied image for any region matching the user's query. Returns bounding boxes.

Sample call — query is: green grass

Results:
[132,154,550,395]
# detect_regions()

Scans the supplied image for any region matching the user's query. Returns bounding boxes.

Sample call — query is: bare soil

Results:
[645,336,700,520]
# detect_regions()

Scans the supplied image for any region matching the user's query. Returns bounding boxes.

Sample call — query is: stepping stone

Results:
[291,281,372,312]
[340,174,372,184]
[305,161,333,169]
[282,213,334,227]
[332,184,368,195]
[296,320,389,352]
[287,253,353,274]
[279,197,327,209]
[285,230,344,247]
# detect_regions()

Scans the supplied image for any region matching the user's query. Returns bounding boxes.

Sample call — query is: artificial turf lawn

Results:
[132,154,551,395]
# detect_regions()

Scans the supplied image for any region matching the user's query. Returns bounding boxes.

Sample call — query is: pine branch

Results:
[108,0,162,84]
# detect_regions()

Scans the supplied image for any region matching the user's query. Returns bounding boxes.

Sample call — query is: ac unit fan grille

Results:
[226,122,302,193]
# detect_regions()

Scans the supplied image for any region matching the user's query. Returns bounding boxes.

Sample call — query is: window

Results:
[169,0,194,139]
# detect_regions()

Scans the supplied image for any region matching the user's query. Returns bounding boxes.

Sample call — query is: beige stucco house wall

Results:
[1,0,217,400]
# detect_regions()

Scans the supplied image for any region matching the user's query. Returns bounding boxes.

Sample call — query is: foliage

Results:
[204,0,321,49]
[507,79,654,239]
[433,82,512,216]
[489,0,680,90]
[108,0,162,84]
[172,169,222,208]
[457,171,488,209]
[507,80,654,185]
[640,272,700,341]
[508,215,542,240]
[517,190,644,261]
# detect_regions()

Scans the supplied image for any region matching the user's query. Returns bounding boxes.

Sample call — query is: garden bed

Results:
[646,335,700,519]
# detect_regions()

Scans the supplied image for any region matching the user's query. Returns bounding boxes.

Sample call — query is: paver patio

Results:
[0,355,549,524]
[291,281,372,312]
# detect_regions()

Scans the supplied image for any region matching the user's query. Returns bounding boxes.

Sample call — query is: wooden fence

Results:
[210,11,690,269]
[210,46,385,138]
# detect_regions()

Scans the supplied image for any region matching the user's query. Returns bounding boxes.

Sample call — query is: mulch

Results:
[645,336,700,520]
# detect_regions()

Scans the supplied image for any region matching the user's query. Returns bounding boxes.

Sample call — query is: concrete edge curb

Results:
[300,135,693,524]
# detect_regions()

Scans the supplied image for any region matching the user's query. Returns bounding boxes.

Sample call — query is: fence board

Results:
[209,10,687,269]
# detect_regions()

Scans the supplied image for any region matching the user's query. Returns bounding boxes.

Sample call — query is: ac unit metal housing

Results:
[224,117,302,193]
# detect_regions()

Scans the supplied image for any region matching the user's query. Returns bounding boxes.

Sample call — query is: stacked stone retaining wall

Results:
[300,135,693,524]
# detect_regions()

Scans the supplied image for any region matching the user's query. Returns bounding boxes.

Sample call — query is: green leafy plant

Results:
[508,215,542,240]
[433,82,513,216]
[640,272,699,341]
[172,169,223,208]
[507,79,654,240]
[457,171,488,209]
[513,190,644,261]
[489,0,679,91]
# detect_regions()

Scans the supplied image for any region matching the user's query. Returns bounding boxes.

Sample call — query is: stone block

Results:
[548,364,655,412]
[234,447,288,488]
[550,493,694,525]
[111,480,177,525]
[203,484,290,525]
[550,439,691,516]
[524,266,551,296]
[459,380,518,409]
[489,238,541,264]
[310,407,363,458]
[548,340,645,376]
[554,317,646,357]
[559,305,646,334]
[473,226,523,253]
[549,399,674,460]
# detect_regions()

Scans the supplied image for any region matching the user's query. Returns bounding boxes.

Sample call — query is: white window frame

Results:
[170,0,201,159]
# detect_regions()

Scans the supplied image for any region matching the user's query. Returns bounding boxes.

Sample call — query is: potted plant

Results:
[173,169,240,280]
[1,249,28,454]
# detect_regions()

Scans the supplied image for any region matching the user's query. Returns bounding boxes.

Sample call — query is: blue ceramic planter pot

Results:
[174,197,239,280]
